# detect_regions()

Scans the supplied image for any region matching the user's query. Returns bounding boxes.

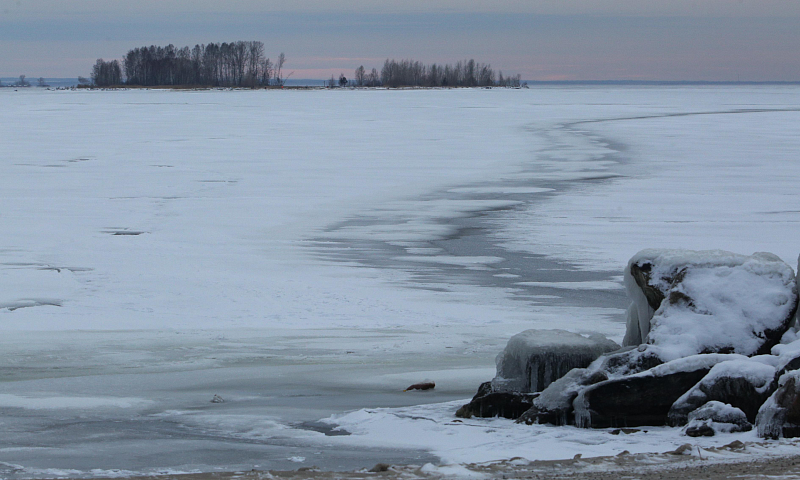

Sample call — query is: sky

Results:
[1,0,799,81]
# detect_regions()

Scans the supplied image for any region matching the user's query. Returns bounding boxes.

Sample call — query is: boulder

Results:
[586,345,664,378]
[623,250,798,359]
[684,402,751,437]
[772,338,800,380]
[756,370,800,439]
[517,368,588,426]
[519,345,667,426]
[668,358,776,425]
[492,329,619,394]
[574,354,740,428]
[455,381,536,419]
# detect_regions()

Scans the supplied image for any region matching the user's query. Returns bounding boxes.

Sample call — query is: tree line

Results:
[351,59,522,88]
[88,45,523,88]
[92,41,287,87]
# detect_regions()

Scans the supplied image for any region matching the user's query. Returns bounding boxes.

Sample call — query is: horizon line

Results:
[3,77,800,86]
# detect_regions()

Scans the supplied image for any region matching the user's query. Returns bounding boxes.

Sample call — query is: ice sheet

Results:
[499,89,800,271]
[3,86,800,475]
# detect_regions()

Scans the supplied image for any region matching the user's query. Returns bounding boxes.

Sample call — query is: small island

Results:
[85,41,523,89]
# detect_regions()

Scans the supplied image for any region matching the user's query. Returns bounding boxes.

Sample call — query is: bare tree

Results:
[261,57,273,86]
[354,65,365,87]
[368,68,379,87]
[245,41,264,88]
[274,52,286,86]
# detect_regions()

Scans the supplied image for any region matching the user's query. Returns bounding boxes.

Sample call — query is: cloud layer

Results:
[1,0,799,80]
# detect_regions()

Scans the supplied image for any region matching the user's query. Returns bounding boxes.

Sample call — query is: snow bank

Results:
[324,400,766,465]
[624,249,798,359]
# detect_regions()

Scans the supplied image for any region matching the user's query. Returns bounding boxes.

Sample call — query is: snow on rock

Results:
[772,338,800,379]
[584,345,664,379]
[684,401,751,437]
[573,354,743,428]
[623,249,798,360]
[492,329,620,393]
[756,370,800,439]
[669,359,776,425]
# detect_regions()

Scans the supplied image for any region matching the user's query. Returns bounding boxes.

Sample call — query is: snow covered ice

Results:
[3,86,800,475]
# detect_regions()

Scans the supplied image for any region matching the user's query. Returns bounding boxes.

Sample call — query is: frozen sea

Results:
[2,86,800,476]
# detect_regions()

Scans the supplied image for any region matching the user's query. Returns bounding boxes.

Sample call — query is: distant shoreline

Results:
[4,80,800,90]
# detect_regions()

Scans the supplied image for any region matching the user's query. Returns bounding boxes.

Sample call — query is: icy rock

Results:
[586,345,664,379]
[455,381,536,419]
[668,358,776,425]
[518,368,589,426]
[683,401,751,437]
[492,329,620,393]
[519,346,662,426]
[772,338,800,380]
[573,354,741,428]
[756,370,800,439]
[623,250,798,359]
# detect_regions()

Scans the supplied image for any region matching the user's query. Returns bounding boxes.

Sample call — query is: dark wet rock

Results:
[609,428,641,435]
[369,463,391,473]
[668,358,776,425]
[573,354,738,428]
[757,370,800,439]
[492,329,620,394]
[456,382,537,419]
[685,423,716,437]
[622,250,798,358]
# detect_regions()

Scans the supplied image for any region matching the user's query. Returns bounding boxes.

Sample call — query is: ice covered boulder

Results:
[623,250,798,359]
[684,401,752,437]
[492,329,620,394]
[517,368,588,426]
[756,370,800,439]
[574,354,741,428]
[459,329,618,420]
[668,357,776,425]
[518,346,663,426]
[455,381,536,419]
